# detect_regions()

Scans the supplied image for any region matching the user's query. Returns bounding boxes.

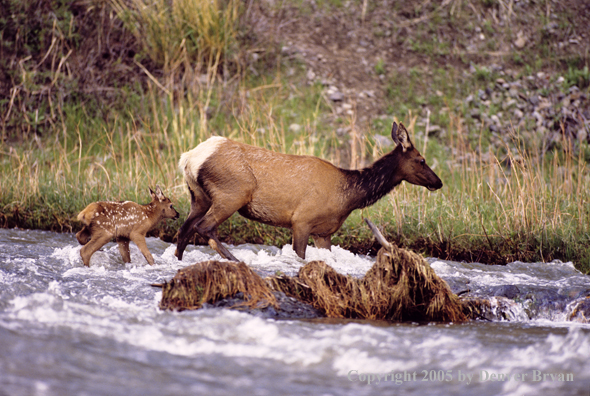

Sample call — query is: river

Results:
[0,228,589,396]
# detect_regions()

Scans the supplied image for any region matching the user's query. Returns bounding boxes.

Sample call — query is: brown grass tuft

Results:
[268,244,468,323]
[159,260,277,311]
[158,220,467,322]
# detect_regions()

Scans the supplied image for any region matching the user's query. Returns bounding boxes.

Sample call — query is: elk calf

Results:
[76,186,179,266]
[175,121,442,261]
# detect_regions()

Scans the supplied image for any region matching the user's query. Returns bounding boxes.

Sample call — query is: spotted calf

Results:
[76,186,179,266]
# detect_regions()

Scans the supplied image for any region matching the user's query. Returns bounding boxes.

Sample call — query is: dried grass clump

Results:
[268,244,467,322]
[268,261,357,318]
[158,220,467,322]
[159,260,277,311]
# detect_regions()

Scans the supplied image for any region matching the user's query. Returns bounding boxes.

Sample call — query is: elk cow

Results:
[175,121,442,261]
[76,186,179,266]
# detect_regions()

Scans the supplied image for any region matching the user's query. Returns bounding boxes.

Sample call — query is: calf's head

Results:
[150,186,180,220]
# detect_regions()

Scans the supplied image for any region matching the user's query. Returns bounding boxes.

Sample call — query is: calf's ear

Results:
[154,185,166,202]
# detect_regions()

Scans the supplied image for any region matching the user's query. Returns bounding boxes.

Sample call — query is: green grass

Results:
[111,0,241,72]
[2,68,590,274]
[2,0,590,274]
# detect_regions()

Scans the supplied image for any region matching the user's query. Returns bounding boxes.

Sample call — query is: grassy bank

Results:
[1,0,590,273]
[1,74,589,273]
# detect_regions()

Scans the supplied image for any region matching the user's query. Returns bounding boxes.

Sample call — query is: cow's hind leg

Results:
[194,197,249,262]
[175,186,211,260]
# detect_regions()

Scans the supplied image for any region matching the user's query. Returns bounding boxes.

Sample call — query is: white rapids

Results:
[0,229,589,396]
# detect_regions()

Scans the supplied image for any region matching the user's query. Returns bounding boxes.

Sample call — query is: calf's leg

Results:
[130,232,155,265]
[80,233,113,266]
[76,226,92,245]
[116,237,131,263]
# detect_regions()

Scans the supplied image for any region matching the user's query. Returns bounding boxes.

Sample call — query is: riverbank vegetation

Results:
[1,0,589,273]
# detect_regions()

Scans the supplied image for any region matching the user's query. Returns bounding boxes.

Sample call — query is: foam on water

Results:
[1,229,590,396]
[3,288,385,368]
[173,242,375,277]
[429,259,587,289]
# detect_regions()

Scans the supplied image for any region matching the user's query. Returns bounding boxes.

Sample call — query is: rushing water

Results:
[0,229,589,396]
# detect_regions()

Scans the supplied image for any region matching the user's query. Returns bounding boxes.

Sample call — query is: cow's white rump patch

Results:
[179,136,227,180]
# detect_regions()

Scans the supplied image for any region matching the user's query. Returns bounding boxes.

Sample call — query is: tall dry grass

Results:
[376,112,590,270]
[111,0,241,73]
[1,32,590,271]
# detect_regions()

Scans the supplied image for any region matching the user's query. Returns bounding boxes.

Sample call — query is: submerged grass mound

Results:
[158,260,277,311]
[158,220,467,322]
[268,245,467,323]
